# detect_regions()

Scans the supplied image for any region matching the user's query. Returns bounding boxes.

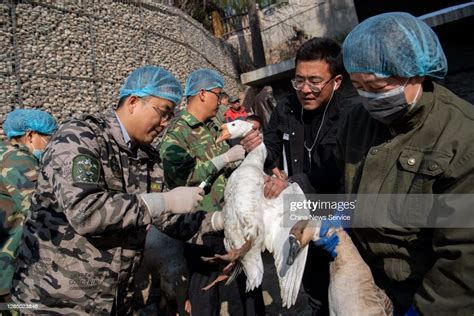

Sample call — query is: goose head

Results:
[287,220,321,265]
[216,120,254,143]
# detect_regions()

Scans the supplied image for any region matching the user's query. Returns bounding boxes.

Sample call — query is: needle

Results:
[199,176,212,189]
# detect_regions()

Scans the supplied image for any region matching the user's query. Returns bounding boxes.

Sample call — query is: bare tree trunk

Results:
[247,0,266,68]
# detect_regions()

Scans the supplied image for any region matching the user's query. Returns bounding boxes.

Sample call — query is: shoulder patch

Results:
[72,155,101,183]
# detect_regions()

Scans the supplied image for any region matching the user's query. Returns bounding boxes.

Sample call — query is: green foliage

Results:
[175,0,284,24]
[213,0,279,13]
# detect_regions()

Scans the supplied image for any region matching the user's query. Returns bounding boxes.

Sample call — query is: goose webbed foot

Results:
[201,239,252,263]
[201,261,236,291]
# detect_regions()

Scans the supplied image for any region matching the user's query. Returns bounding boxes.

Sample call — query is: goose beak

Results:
[287,234,301,266]
[216,124,231,143]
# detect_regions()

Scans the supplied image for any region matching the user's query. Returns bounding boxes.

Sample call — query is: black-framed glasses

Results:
[205,90,223,98]
[139,97,174,121]
[151,107,174,121]
[291,76,335,94]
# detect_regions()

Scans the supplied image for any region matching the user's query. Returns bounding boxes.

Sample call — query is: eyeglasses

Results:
[291,76,334,94]
[151,107,174,121]
[139,97,174,121]
[205,90,223,99]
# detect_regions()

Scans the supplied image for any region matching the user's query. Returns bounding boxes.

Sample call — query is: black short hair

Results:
[117,96,127,109]
[295,37,343,77]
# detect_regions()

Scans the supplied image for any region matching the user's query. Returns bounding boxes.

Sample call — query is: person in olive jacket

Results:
[336,12,474,315]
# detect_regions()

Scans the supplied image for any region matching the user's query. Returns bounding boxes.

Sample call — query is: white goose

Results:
[208,120,312,308]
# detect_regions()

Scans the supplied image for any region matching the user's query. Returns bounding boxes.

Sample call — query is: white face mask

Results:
[32,135,48,162]
[357,80,421,124]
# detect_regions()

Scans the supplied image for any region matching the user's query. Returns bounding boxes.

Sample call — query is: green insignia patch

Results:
[72,155,101,183]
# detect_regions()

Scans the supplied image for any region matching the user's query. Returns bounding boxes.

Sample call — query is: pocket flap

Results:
[398,147,452,176]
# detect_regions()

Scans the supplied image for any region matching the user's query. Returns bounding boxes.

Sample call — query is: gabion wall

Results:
[0,0,241,126]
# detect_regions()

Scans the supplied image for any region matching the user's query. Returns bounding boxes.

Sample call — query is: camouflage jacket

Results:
[159,110,232,212]
[0,141,38,296]
[11,110,163,315]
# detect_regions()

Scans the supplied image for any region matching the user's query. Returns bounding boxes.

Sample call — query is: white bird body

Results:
[223,143,267,290]
[219,120,310,307]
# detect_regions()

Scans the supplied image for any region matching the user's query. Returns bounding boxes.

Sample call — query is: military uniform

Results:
[337,81,474,314]
[12,110,164,315]
[160,110,232,212]
[0,142,38,297]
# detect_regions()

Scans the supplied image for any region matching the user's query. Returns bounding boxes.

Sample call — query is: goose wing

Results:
[263,182,310,307]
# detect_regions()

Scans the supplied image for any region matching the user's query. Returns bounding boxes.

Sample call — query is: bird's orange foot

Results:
[201,239,252,263]
[201,261,236,290]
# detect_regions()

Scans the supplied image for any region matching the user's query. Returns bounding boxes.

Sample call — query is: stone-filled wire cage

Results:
[0,0,241,136]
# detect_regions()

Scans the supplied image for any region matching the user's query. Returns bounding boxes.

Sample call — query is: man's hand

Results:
[162,187,204,213]
[313,215,342,258]
[223,145,246,163]
[141,187,204,224]
[272,167,288,180]
[263,175,289,199]
[240,125,262,152]
[210,211,224,231]
[211,145,245,170]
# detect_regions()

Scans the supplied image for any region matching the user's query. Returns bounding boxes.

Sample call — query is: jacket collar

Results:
[2,140,31,155]
[229,107,246,114]
[114,112,132,148]
[180,110,204,128]
[103,110,158,159]
[104,110,130,150]
[180,109,220,129]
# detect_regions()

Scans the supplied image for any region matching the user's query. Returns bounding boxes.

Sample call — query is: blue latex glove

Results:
[313,214,342,258]
[394,306,419,316]
[406,306,419,316]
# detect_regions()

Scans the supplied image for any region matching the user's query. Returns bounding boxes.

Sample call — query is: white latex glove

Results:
[141,187,204,222]
[163,187,204,213]
[211,145,245,170]
[211,211,225,231]
[223,145,246,163]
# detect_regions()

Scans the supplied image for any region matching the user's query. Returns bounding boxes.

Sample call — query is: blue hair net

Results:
[184,68,224,97]
[343,12,447,79]
[4,109,57,139]
[119,65,183,104]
